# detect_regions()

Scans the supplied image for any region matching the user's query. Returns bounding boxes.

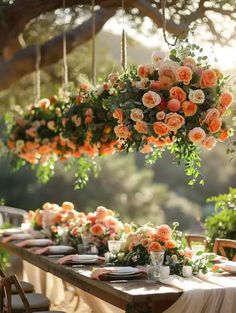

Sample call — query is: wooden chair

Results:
[213,238,236,261]
[0,206,28,227]
[185,234,209,250]
[0,266,34,294]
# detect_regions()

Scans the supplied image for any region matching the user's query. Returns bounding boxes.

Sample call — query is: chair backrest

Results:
[0,274,33,313]
[213,238,236,261]
[185,234,209,250]
[0,206,28,227]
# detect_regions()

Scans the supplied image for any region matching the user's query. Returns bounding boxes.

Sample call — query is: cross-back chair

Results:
[185,234,210,251]
[213,238,236,261]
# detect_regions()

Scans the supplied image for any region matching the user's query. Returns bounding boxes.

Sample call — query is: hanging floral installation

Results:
[3,41,234,187]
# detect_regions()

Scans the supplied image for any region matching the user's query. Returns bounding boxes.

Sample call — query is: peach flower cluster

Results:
[110,50,234,156]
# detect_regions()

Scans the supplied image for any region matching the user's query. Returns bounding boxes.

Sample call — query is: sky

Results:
[104,17,236,71]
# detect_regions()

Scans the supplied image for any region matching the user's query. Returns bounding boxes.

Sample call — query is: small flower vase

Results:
[182,265,193,277]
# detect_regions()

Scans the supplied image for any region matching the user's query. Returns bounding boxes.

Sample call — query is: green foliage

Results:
[205,188,236,258]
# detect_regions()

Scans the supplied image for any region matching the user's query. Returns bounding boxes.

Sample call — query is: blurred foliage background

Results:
[0,7,236,233]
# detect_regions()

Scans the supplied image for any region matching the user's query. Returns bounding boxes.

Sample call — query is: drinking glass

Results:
[149,251,165,280]
[108,240,124,254]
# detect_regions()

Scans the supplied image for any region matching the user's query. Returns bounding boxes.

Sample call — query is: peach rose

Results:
[219,129,229,142]
[113,108,124,123]
[219,92,233,108]
[169,86,187,102]
[135,78,149,89]
[130,108,144,122]
[203,108,220,125]
[108,72,119,84]
[156,224,172,242]
[148,242,163,252]
[165,240,176,249]
[47,121,55,131]
[176,66,193,85]
[165,113,185,131]
[96,206,107,220]
[142,91,161,108]
[26,127,37,138]
[38,98,50,109]
[208,118,222,133]
[70,226,80,237]
[167,99,181,112]
[124,223,132,234]
[134,121,149,134]
[62,201,74,211]
[159,60,178,82]
[140,144,153,154]
[153,122,169,136]
[200,69,217,88]
[156,111,166,120]
[114,125,131,139]
[189,89,205,104]
[182,101,198,117]
[137,64,154,78]
[183,57,197,71]
[202,136,217,150]
[90,224,105,237]
[188,127,206,143]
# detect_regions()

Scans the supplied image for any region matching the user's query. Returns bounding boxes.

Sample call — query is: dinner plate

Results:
[45,245,75,255]
[104,267,140,275]
[217,261,236,273]
[1,228,23,236]
[25,239,53,247]
[66,254,99,264]
[104,272,143,280]
[66,259,99,265]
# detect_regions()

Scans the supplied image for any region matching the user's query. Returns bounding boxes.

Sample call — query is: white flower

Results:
[151,51,168,68]
[189,89,205,104]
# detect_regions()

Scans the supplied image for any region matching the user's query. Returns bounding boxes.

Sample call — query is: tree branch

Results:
[0,6,116,91]
[0,0,120,52]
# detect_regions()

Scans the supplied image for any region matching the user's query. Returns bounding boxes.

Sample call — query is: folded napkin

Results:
[91,268,113,280]
[2,233,32,243]
[160,274,236,313]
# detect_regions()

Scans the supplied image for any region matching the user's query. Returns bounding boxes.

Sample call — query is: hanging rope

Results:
[121,0,127,69]
[62,0,69,88]
[91,0,96,85]
[34,44,41,103]
[161,0,178,46]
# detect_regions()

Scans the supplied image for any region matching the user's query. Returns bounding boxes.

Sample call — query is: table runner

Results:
[161,273,236,313]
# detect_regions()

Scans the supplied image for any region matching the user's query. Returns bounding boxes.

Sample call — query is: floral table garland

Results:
[27,201,213,276]
[3,44,234,186]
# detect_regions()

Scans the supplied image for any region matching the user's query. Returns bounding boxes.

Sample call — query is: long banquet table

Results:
[0,240,183,313]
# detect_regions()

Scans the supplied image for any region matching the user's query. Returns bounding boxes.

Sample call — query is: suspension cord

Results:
[91,0,96,84]
[62,0,69,88]
[161,0,178,46]
[121,0,127,69]
[34,44,41,103]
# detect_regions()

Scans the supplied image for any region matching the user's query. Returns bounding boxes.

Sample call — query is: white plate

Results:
[217,261,236,273]
[48,246,75,253]
[73,255,99,261]
[1,228,23,235]
[12,234,32,240]
[26,239,52,247]
[105,266,140,275]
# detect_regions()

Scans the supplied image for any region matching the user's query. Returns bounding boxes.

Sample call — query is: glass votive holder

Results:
[182,265,193,277]
[108,240,123,254]
[21,222,31,231]
[90,245,98,255]
[147,265,160,281]
[159,265,170,279]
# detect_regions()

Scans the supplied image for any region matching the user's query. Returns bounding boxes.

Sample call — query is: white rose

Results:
[189,89,205,104]
[151,51,168,68]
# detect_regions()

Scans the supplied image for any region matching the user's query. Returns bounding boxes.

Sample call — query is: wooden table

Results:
[0,240,182,313]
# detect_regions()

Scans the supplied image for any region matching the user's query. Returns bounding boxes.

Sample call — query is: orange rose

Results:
[169,86,187,102]
[140,144,153,154]
[62,201,74,211]
[200,69,217,88]
[219,129,229,142]
[38,98,50,109]
[165,240,176,249]
[208,118,222,133]
[130,108,144,122]
[167,99,181,112]
[153,122,169,136]
[156,224,172,242]
[113,108,124,123]
[137,64,154,78]
[176,66,193,85]
[38,145,51,155]
[134,121,149,134]
[156,111,166,120]
[114,124,131,139]
[165,113,185,131]
[188,127,206,143]
[148,242,163,252]
[219,92,233,108]
[142,91,161,108]
[202,136,217,150]
[182,101,198,117]
[90,224,105,237]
